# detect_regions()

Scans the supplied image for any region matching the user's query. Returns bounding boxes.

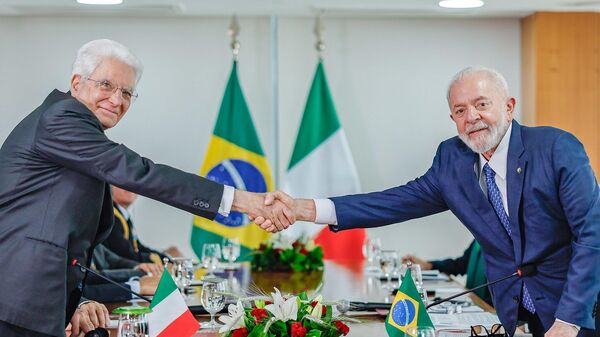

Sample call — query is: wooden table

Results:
[101,260,489,336]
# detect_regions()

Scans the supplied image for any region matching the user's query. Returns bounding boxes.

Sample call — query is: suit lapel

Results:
[506,121,526,266]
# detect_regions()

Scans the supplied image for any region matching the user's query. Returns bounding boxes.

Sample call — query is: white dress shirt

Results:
[218,185,235,216]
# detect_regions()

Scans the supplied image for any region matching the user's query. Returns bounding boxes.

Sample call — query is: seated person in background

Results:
[105,186,183,265]
[84,244,161,303]
[403,239,492,306]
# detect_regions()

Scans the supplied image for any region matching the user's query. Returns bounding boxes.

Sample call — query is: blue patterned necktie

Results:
[483,163,536,313]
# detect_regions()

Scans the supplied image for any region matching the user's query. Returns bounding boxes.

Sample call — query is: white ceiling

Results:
[1,0,600,18]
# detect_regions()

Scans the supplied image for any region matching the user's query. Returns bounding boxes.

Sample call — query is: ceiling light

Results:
[77,0,123,5]
[438,0,484,9]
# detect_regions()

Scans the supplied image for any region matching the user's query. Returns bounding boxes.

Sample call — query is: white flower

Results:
[218,300,246,333]
[271,234,294,250]
[264,288,298,322]
[305,240,316,251]
[310,294,324,318]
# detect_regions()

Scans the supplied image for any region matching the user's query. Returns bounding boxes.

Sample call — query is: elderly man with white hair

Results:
[0,39,293,337]
[259,67,600,337]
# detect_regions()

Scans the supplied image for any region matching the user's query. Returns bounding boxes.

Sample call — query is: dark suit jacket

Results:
[0,90,224,337]
[87,244,144,284]
[330,121,600,334]
[103,204,166,264]
[83,245,144,303]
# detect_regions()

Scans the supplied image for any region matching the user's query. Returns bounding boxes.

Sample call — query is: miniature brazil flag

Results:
[386,269,435,337]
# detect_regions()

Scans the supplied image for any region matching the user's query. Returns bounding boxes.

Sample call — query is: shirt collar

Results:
[478,123,512,180]
[116,204,130,221]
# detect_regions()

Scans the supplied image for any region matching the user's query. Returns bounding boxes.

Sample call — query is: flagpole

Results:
[314,13,325,61]
[270,15,280,187]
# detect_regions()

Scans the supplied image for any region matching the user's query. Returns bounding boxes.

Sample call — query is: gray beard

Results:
[458,117,510,154]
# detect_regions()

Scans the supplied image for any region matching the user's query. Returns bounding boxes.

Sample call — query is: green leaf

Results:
[324,305,333,320]
[306,329,323,337]
[248,323,268,337]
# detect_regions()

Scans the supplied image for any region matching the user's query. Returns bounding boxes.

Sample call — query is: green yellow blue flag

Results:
[190,61,272,261]
[386,269,435,337]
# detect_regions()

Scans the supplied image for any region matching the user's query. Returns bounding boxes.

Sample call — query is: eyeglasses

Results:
[85,77,138,103]
[470,324,506,337]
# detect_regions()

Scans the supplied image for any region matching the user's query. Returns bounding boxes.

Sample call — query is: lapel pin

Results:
[517,167,522,174]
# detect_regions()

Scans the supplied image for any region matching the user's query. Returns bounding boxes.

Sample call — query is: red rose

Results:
[299,247,308,255]
[290,322,307,337]
[334,321,350,336]
[232,327,249,337]
[310,301,317,307]
[292,241,300,248]
[322,305,327,316]
[250,308,269,323]
[274,248,282,254]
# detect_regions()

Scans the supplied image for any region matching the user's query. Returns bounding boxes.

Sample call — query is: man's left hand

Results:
[545,321,579,337]
[69,301,109,336]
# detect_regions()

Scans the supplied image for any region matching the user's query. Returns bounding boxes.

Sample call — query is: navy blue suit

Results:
[330,121,600,334]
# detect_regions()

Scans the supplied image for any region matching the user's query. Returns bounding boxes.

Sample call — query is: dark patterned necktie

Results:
[483,163,536,313]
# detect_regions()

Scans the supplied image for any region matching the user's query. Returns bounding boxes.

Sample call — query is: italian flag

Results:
[283,61,366,260]
[148,271,199,337]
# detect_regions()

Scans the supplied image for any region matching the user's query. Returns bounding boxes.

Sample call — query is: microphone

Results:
[71,259,152,303]
[425,264,537,309]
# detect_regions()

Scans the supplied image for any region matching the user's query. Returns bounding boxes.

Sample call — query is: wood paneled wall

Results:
[521,12,600,176]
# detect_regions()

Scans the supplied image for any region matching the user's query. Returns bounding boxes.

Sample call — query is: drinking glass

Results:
[221,237,241,269]
[113,306,151,337]
[172,257,194,294]
[380,250,399,289]
[362,237,382,273]
[200,278,227,330]
[202,243,221,277]
[406,326,436,337]
[407,262,424,289]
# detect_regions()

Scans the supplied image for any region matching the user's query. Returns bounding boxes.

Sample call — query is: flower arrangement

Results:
[219,288,350,337]
[251,235,324,272]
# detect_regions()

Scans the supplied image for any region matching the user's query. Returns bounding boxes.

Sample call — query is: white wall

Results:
[0,16,520,261]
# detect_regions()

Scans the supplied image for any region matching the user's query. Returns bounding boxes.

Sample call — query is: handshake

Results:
[231,190,316,233]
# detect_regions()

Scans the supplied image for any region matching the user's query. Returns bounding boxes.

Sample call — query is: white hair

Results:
[72,39,143,85]
[446,66,509,104]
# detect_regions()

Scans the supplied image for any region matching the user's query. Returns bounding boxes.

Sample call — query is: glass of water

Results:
[200,277,227,330]
[113,306,151,337]
[380,250,399,289]
[362,237,382,273]
[202,243,221,278]
[221,237,240,269]
[405,326,436,337]
[172,257,194,295]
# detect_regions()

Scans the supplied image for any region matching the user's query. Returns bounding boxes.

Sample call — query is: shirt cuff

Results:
[555,318,580,331]
[125,279,141,300]
[314,198,338,225]
[218,185,235,216]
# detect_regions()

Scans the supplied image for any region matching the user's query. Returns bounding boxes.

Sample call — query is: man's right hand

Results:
[231,190,296,232]
[254,191,317,233]
[401,254,433,271]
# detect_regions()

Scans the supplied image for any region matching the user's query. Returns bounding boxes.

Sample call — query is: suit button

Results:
[193,200,200,206]
[513,295,519,303]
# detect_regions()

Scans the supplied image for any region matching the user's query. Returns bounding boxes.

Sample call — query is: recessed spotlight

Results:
[77,0,123,5]
[439,0,484,9]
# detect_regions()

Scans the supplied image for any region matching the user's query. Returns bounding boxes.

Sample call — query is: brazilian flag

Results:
[386,269,435,337]
[191,61,272,261]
